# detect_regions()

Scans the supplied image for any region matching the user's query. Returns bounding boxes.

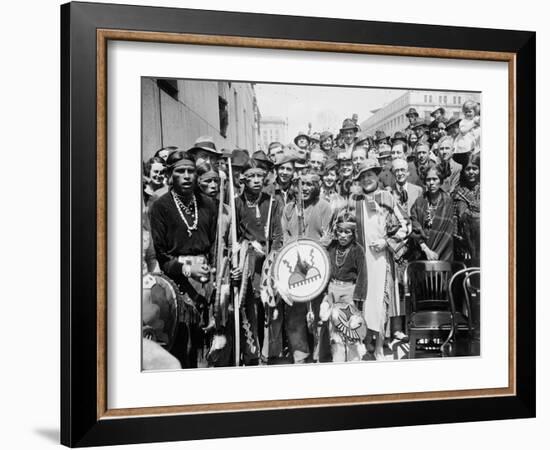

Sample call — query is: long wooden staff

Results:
[213,169,227,329]
[227,160,241,366]
[265,195,274,256]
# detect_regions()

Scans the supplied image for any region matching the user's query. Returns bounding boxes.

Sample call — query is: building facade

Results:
[259,116,288,150]
[360,90,481,137]
[142,78,261,160]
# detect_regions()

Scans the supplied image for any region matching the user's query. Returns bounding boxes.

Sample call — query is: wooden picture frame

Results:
[61,1,535,446]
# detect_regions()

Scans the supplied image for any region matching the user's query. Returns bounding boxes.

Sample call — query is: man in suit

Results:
[377,144,395,189]
[404,107,420,137]
[390,142,422,187]
[438,136,462,193]
[391,158,423,216]
[337,118,359,159]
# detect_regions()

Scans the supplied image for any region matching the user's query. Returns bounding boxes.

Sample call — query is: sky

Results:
[254,82,406,141]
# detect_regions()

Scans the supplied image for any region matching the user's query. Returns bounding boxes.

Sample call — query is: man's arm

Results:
[149,202,183,279]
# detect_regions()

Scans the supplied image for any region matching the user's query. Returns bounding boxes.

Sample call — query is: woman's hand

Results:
[423,247,439,260]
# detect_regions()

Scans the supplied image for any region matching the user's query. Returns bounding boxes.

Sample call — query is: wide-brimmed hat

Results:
[446,117,462,130]
[319,131,333,142]
[230,149,250,168]
[391,131,408,144]
[310,132,321,143]
[374,130,390,144]
[340,118,359,133]
[274,147,302,167]
[293,132,310,146]
[252,150,273,171]
[412,121,429,132]
[353,158,382,180]
[354,131,373,148]
[405,107,419,118]
[430,106,446,117]
[187,136,222,155]
[377,144,392,160]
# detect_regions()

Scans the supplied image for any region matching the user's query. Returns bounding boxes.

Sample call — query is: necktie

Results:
[400,188,408,205]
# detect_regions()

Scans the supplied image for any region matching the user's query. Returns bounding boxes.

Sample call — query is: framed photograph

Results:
[61,1,535,447]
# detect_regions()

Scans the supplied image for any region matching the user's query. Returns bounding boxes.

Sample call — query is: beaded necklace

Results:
[171,191,198,236]
[425,194,441,230]
[244,192,261,219]
[335,245,351,268]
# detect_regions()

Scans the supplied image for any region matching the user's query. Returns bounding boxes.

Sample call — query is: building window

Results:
[218,96,229,138]
[424,95,428,103]
[156,79,178,100]
[444,96,447,104]
[439,95,442,104]
[458,96,462,105]
[429,95,433,103]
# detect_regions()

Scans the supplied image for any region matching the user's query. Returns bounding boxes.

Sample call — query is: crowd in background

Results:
[141,100,481,369]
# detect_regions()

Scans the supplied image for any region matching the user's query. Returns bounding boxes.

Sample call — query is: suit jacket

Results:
[406,161,423,187]
[441,158,462,194]
[392,182,423,216]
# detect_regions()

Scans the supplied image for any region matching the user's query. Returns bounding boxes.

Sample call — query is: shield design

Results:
[273,238,331,303]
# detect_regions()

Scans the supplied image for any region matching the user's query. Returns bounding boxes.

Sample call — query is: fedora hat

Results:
[430,106,446,117]
[391,131,408,144]
[412,120,429,131]
[293,132,310,146]
[405,107,419,118]
[310,132,321,143]
[319,131,333,142]
[377,144,392,160]
[339,118,359,133]
[252,150,273,171]
[187,136,221,155]
[274,147,302,167]
[446,117,462,130]
[353,158,382,180]
[230,149,250,168]
[374,130,391,144]
[354,131,373,147]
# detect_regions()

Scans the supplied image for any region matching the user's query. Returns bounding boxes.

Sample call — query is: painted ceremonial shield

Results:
[273,238,331,303]
[142,272,180,351]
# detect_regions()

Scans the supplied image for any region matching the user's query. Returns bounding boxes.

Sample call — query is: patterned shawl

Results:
[410,190,456,261]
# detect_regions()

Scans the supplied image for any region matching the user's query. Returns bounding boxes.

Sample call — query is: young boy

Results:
[320,212,368,362]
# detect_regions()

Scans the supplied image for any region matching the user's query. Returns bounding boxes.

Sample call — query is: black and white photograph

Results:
[141,78,481,370]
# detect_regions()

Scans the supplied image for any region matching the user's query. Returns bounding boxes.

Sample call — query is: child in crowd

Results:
[458,100,481,152]
[319,212,367,362]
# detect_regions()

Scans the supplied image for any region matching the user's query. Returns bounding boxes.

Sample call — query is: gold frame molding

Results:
[96,29,516,420]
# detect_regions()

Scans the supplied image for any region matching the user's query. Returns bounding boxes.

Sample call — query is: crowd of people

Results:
[141,101,481,370]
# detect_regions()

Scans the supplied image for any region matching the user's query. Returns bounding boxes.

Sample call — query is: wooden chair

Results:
[439,267,480,357]
[404,261,467,358]
[463,269,480,355]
